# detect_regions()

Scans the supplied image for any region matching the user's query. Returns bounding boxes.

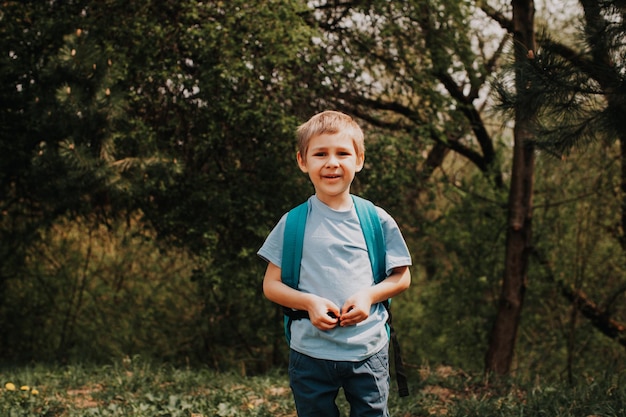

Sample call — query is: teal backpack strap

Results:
[352,195,386,284]
[282,201,308,289]
[281,200,309,342]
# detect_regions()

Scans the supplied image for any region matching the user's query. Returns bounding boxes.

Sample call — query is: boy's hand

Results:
[307,296,341,330]
[339,291,373,326]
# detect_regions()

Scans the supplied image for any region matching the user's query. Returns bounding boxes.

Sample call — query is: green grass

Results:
[1,358,625,416]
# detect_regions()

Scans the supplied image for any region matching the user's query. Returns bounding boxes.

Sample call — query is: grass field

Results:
[1,357,625,416]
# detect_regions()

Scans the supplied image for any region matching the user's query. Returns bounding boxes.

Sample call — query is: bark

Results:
[484,0,536,375]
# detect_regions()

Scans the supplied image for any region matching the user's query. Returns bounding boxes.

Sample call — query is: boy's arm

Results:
[339,266,411,327]
[262,262,341,330]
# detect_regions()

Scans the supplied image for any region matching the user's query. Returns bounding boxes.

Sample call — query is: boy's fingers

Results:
[313,316,338,330]
[339,306,368,326]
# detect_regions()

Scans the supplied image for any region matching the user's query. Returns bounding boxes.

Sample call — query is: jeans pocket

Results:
[288,349,304,374]
[368,345,389,372]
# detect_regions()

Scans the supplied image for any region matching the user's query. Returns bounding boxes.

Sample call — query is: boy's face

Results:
[297,132,364,208]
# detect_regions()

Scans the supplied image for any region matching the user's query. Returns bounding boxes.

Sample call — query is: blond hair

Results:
[296,110,365,160]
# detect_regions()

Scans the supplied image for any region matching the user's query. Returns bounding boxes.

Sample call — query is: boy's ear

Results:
[297,151,308,173]
[356,153,365,172]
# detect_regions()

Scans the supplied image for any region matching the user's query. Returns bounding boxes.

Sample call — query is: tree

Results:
[0,1,132,355]
[484,0,537,376]
[487,0,626,374]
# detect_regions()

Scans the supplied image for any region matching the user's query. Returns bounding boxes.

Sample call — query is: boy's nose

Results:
[326,154,339,166]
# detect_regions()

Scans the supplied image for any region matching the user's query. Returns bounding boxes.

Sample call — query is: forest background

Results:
[1,0,625,387]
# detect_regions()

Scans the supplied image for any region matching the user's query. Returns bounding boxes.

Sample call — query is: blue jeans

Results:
[288,345,390,417]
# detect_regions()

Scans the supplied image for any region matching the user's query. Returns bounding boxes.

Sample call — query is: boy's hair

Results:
[296,110,365,160]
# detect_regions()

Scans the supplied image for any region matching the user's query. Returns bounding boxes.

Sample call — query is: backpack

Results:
[281,194,409,397]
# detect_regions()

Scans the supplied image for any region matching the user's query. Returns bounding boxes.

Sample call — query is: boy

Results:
[258,110,412,417]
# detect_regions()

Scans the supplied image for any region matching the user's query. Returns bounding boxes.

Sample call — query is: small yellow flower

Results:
[4,382,16,391]
[20,385,30,391]
[31,389,39,395]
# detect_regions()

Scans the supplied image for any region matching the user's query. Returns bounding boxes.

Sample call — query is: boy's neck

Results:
[315,192,353,211]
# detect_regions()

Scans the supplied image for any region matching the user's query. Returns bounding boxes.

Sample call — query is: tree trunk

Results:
[485,0,537,375]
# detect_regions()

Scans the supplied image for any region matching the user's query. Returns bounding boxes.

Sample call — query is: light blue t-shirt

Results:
[258,195,412,361]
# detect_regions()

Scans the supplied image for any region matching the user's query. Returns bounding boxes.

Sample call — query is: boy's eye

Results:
[310,150,352,157]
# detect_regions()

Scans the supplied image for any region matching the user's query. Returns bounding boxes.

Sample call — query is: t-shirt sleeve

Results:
[257,213,288,268]
[375,207,412,276]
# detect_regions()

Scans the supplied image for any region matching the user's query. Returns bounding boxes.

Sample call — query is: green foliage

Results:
[514,143,626,380]
[84,0,317,370]
[0,0,129,357]
[0,214,201,364]
[0,0,314,367]
[397,168,509,373]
